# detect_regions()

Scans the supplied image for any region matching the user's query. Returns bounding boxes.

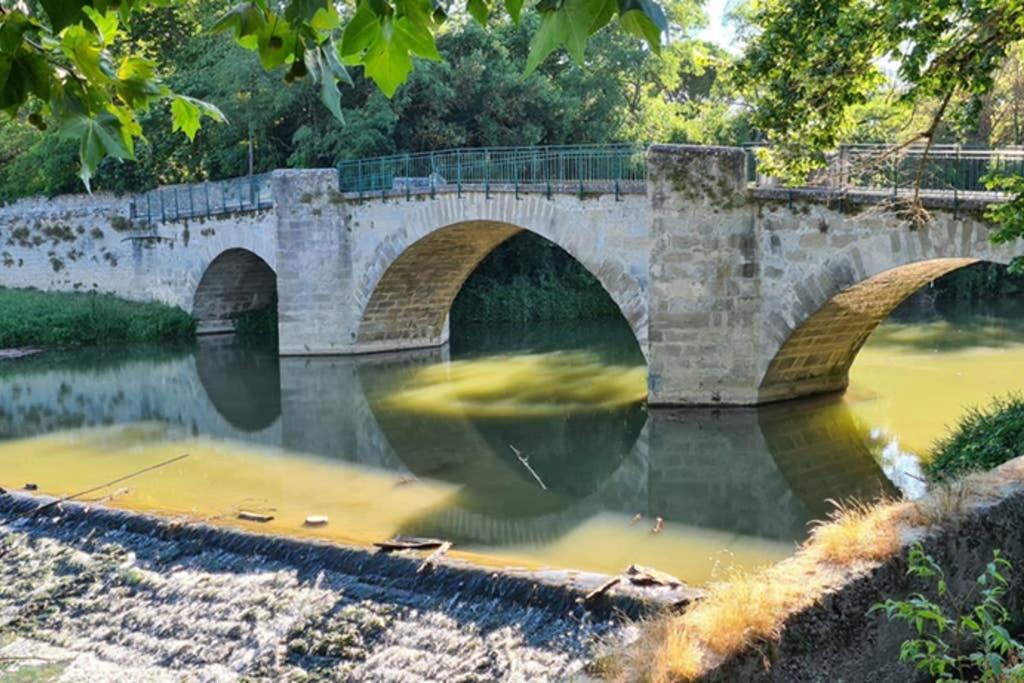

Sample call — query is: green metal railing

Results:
[130,174,274,223]
[336,144,647,200]
[747,144,1024,198]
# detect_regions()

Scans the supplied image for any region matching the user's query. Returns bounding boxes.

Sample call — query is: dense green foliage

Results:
[0,287,195,348]
[452,232,621,323]
[234,300,278,341]
[922,262,1024,307]
[0,0,744,201]
[873,543,1024,681]
[926,395,1024,482]
[737,0,1024,179]
[0,0,669,186]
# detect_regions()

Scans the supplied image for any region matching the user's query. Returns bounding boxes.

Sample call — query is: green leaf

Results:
[619,9,661,51]
[170,95,226,141]
[255,18,297,69]
[284,0,328,24]
[76,113,133,191]
[524,0,597,75]
[310,6,342,31]
[504,0,523,23]
[81,7,120,47]
[361,20,412,96]
[341,2,382,57]
[0,12,30,54]
[211,3,268,38]
[307,46,344,122]
[393,17,441,60]
[467,0,489,25]
[38,0,90,32]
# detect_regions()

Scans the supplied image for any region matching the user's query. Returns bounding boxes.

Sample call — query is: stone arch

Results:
[192,248,277,334]
[355,213,649,355]
[758,207,1024,403]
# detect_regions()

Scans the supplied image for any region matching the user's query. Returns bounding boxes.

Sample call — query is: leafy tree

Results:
[0,0,669,186]
[736,1,1024,269]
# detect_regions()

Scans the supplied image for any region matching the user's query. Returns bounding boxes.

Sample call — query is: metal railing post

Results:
[188,184,195,217]
[204,182,211,218]
[429,153,436,199]
[405,154,411,200]
[456,150,462,198]
[484,150,490,199]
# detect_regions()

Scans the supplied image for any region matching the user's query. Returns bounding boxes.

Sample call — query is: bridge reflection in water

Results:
[0,336,897,582]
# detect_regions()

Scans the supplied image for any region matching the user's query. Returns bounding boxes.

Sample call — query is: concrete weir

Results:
[2,145,1022,405]
[0,490,696,681]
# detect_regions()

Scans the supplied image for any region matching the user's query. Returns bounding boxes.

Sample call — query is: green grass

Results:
[926,394,1024,481]
[0,287,195,349]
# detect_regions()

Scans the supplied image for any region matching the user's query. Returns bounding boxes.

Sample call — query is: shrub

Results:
[0,287,195,348]
[926,395,1024,482]
[873,543,1024,681]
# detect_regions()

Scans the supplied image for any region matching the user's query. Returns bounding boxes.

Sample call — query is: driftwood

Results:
[34,454,190,515]
[509,445,547,491]
[238,511,275,523]
[24,483,38,491]
[650,516,664,534]
[625,564,683,588]
[374,536,448,552]
[583,576,621,604]
[416,541,453,573]
[304,515,329,527]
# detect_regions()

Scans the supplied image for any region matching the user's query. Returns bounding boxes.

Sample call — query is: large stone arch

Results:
[759,210,1024,403]
[349,193,651,356]
[192,248,277,334]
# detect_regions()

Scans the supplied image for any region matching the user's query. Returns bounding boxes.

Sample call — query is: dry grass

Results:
[620,498,919,682]
[616,464,1024,683]
[805,498,910,565]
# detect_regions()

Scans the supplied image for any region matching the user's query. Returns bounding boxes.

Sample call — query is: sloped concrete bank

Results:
[697,458,1024,682]
[0,491,693,682]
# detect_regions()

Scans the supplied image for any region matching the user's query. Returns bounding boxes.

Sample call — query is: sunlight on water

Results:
[847,318,1024,460]
[0,426,462,550]
[0,308,1022,586]
[382,351,648,417]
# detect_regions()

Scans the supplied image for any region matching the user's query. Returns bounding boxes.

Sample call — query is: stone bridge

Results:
[1,145,1021,406]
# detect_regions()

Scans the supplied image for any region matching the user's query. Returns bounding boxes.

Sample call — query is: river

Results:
[1,302,1022,584]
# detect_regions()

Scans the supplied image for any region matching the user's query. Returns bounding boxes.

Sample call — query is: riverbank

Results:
[0,491,691,682]
[0,288,194,349]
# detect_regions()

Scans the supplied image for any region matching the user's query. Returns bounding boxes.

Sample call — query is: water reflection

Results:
[0,328,902,581]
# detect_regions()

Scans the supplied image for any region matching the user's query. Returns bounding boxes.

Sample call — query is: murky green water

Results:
[1,308,1022,584]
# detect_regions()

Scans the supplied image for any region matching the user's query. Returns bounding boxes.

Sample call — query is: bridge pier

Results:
[646,145,762,405]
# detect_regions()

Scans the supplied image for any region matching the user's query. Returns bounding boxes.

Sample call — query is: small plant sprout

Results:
[872,543,1024,681]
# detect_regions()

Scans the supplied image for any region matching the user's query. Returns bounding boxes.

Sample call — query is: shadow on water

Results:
[872,299,1024,352]
[0,324,899,558]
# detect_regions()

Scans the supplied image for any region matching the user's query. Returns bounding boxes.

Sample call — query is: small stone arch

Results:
[355,217,648,355]
[192,248,277,334]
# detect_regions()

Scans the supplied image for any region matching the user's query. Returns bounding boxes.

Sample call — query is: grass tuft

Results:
[926,394,1024,482]
[805,498,907,565]
[0,287,195,348]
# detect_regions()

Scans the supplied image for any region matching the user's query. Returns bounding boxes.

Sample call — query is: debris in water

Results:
[625,564,683,588]
[583,576,621,604]
[417,541,453,573]
[629,513,642,526]
[650,517,664,534]
[393,475,416,487]
[238,511,275,523]
[304,515,329,527]
[24,483,38,491]
[374,536,448,552]
[510,445,547,490]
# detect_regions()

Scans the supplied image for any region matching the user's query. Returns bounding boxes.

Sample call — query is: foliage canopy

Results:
[0,0,669,187]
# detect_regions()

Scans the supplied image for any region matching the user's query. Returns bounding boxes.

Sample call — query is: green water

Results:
[0,309,1021,584]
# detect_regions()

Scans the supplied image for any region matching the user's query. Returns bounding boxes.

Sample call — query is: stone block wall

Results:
[0,192,276,320]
